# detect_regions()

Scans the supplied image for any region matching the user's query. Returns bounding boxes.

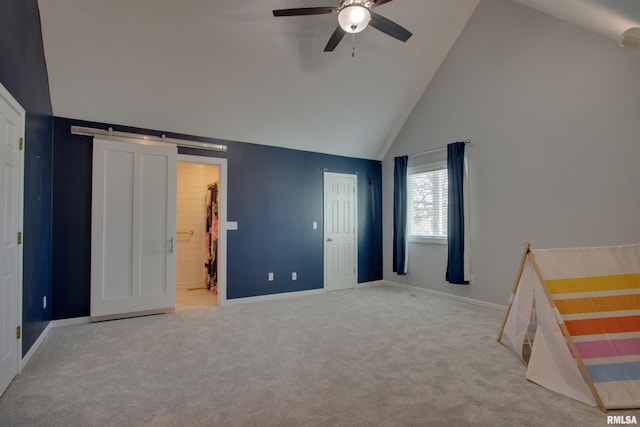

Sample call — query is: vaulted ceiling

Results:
[38,0,640,160]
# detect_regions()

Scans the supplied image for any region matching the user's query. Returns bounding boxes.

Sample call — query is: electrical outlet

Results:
[268,272,274,281]
[43,296,47,309]
[292,272,297,280]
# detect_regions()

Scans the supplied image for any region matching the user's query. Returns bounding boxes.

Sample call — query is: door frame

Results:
[177,155,228,305]
[322,172,358,292]
[0,82,25,376]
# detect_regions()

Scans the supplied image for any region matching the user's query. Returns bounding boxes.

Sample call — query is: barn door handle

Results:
[169,238,174,253]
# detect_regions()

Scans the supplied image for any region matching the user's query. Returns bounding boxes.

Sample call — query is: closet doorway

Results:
[175,155,227,310]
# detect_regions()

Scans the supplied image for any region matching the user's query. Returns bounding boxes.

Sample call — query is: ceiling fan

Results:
[272,0,412,52]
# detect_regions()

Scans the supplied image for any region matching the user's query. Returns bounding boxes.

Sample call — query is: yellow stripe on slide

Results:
[555,294,640,315]
[546,274,640,295]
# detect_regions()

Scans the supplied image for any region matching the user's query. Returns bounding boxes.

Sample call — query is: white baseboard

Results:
[20,321,52,372]
[19,316,91,372]
[224,281,391,305]
[50,317,91,328]
[222,288,325,305]
[382,280,506,311]
[356,280,386,288]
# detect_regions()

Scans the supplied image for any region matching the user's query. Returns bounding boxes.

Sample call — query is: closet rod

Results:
[409,140,471,158]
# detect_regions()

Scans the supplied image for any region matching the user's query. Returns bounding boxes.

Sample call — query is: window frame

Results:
[407,160,448,245]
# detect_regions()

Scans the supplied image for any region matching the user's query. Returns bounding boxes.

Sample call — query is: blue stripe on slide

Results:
[586,361,640,383]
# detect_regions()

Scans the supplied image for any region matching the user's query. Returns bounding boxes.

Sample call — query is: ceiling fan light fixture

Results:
[620,27,640,52]
[338,5,371,34]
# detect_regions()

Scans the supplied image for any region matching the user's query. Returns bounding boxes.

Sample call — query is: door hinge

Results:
[17,232,22,245]
[16,326,21,339]
[19,137,24,150]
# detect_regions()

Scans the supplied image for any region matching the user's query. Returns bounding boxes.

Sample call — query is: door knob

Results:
[326,237,333,242]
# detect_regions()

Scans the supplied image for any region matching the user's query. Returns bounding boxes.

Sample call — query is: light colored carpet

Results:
[176,288,218,311]
[0,284,631,426]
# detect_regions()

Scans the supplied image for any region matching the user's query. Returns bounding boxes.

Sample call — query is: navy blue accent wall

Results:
[224,142,382,298]
[0,0,54,353]
[51,122,92,319]
[52,117,382,317]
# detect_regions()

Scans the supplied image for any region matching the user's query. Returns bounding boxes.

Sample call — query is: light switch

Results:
[313,222,318,229]
[227,221,238,230]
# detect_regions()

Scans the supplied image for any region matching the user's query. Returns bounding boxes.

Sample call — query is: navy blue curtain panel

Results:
[446,142,468,284]
[393,155,408,275]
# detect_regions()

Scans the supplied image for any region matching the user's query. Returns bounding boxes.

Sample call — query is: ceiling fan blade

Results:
[369,12,412,42]
[273,7,336,17]
[373,0,395,6]
[324,26,346,52]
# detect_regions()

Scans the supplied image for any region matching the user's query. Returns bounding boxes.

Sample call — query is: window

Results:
[408,162,448,243]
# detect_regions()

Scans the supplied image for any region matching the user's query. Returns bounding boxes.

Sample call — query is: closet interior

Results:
[175,162,220,310]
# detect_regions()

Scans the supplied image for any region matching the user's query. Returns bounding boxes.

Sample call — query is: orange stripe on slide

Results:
[546,274,640,294]
[564,315,640,336]
[555,294,640,315]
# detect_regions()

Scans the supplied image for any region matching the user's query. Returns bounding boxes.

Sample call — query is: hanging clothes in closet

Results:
[205,182,219,293]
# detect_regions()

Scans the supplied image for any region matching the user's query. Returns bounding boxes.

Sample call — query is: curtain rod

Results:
[409,140,471,158]
[70,125,228,152]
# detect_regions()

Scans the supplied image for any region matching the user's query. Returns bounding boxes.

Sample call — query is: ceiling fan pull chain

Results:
[352,33,356,58]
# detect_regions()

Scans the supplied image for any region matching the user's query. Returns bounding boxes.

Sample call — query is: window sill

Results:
[408,236,447,245]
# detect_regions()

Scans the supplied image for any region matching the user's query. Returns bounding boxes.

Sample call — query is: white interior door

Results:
[91,137,176,320]
[0,85,24,396]
[324,173,357,292]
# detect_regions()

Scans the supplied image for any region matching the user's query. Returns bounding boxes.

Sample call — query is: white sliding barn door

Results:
[323,173,357,292]
[91,137,176,320]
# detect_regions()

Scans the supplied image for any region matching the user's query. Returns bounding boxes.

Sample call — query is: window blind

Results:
[408,168,448,238]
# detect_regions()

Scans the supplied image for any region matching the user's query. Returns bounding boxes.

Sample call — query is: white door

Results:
[0,85,24,396]
[323,173,357,292]
[91,137,177,320]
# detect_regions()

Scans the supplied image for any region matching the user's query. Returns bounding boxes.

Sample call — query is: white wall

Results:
[382,0,640,305]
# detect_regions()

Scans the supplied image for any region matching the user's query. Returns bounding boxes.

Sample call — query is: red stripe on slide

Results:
[564,316,640,336]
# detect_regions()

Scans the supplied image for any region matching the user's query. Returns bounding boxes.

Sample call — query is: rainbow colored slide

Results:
[499,244,640,411]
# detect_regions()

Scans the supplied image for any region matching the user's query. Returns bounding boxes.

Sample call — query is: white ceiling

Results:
[513,0,640,42]
[38,0,640,160]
